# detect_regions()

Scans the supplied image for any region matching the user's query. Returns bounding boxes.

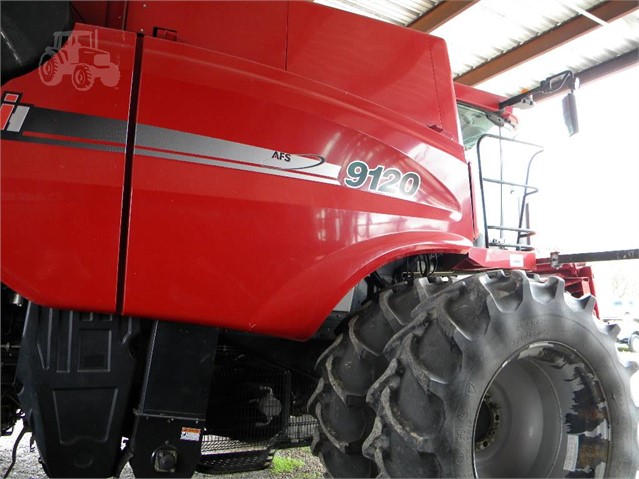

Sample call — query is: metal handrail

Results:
[476,134,544,251]
[482,178,539,194]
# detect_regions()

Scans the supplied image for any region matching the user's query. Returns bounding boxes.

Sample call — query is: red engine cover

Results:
[1,25,136,312]
[2,2,474,339]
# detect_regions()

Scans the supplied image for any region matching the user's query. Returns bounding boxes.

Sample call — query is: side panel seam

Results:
[116,33,144,314]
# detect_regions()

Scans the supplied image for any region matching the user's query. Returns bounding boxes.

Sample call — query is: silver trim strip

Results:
[135,124,342,183]
[134,147,341,186]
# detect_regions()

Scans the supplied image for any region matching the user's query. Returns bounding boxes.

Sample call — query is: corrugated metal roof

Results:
[312,0,638,97]
[429,0,604,78]
[314,0,439,26]
[476,9,639,96]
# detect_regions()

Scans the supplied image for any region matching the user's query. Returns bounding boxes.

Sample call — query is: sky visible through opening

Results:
[513,65,639,312]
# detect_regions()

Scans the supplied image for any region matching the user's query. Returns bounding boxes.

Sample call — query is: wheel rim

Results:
[631,336,639,352]
[473,341,610,478]
[40,57,56,83]
[42,62,53,80]
[74,69,87,87]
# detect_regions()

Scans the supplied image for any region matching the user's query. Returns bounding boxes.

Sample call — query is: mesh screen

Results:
[199,347,318,473]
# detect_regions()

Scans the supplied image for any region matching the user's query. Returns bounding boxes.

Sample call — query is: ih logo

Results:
[39,30,120,92]
[0,93,30,132]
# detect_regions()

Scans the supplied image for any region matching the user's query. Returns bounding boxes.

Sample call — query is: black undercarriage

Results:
[0,286,328,477]
[0,255,445,477]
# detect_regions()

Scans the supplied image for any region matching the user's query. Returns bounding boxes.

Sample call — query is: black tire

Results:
[630,333,639,353]
[308,278,449,477]
[364,270,639,478]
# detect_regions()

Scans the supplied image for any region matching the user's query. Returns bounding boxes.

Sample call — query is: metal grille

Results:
[198,347,318,473]
[278,370,318,449]
[198,449,276,475]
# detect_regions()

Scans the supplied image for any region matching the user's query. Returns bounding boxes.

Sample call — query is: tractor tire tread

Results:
[364,271,639,478]
[309,278,448,477]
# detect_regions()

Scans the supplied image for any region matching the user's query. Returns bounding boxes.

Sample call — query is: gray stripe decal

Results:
[134,147,341,186]
[22,107,128,143]
[135,124,342,182]
[2,133,125,153]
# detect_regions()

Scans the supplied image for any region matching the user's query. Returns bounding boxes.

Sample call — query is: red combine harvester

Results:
[1,1,637,478]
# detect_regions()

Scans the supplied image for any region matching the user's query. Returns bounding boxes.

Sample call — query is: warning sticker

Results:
[563,434,579,471]
[509,254,524,268]
[180,427,201,442]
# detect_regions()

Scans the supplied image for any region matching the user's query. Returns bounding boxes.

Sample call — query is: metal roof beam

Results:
[533,48,639,102]
[577,47,638,83]
[409,0,479,33]
[456,0,639,86]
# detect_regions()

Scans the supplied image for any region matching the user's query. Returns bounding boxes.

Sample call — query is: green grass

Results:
[271,455,306,475]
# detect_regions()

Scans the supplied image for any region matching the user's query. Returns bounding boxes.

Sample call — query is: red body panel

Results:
[124,35,472,338]
[2,3,478,339]
[1,26,136,312]
[454,83,506,112]
[124,1,289,69]
[454,247,537,271]
[287,2,459,143]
